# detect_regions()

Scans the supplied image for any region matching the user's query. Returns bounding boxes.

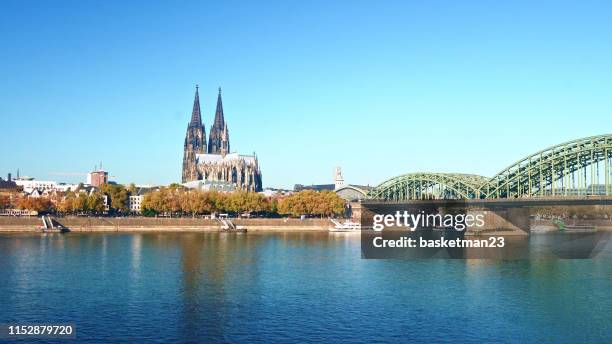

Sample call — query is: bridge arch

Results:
[335,185,369,201]
[369,173,488,201]
[370,134,612,200]
[481,134,612,198]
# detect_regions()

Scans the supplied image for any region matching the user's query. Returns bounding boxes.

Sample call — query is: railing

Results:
[0,209,36,216]
[41,215,54,230]
[217,218,237,231]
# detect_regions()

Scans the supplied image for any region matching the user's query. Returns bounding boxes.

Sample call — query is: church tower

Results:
[182,85,207,183]
[220,121,230,155]
[208,87,230,155]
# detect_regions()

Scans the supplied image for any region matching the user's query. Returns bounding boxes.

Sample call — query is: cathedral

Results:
[182,86,262,192]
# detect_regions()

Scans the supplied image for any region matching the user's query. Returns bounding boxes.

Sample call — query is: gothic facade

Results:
[182,86,262,192]
[181,86,206,183]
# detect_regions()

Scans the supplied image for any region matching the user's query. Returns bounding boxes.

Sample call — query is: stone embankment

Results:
[0,216,330,233]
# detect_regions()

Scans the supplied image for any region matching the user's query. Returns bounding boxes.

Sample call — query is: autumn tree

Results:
[0,194,10,209]
[17,197,55,214]
[87,193,106,214]
[277,190,344,217]
[141,186,273,216]
[100,183,129,214]
[58,192,77,214]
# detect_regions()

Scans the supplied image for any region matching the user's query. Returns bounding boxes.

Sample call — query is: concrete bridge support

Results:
[467,208,530,234]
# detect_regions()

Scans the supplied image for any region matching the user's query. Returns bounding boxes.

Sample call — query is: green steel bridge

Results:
[370,134,612,200]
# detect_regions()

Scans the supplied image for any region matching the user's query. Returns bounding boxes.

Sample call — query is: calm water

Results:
[0,232,611,343]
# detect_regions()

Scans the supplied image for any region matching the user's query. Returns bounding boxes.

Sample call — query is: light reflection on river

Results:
[0,231,611,343]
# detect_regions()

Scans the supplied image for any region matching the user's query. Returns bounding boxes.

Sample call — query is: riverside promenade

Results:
[0,217,330,233]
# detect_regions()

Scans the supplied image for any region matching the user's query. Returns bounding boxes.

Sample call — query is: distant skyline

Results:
[1,1,612,189]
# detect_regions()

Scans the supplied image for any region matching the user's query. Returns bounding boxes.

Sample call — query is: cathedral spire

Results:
[208,87,229,154]
[182,85,206,183]
[213,87,225,128]
[190,85,202,126]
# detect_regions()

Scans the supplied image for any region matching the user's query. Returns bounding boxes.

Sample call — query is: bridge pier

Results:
[467,208,530,234]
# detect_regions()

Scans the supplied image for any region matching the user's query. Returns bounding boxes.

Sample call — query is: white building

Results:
[55,183,81,192]
[334,166,345,190]
[15,179,58,193]
[182,180,236,192]
[259,188,293,197]
[128,195,143,213]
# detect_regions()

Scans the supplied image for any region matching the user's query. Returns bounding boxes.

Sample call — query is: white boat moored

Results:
[329,219,361,232]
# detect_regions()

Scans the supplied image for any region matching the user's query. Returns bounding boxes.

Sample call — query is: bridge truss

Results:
[371,173,488,201]
[369,134,612,200]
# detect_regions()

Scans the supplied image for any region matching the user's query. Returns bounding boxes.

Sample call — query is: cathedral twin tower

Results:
[182,86,262,191]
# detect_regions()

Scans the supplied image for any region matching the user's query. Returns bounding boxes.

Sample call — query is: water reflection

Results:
[0,232,611,343]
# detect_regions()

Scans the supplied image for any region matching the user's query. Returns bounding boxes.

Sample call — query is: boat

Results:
[329,219,361,232]
[563,225,596,232]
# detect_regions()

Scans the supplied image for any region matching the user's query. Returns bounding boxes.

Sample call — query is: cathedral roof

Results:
[195,152,258,166]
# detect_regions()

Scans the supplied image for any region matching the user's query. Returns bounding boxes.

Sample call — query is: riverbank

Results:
[0,216,331,233]
[2,216,611,233]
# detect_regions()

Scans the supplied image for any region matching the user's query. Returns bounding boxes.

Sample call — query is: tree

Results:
[58,192,76,214]
[0,194,9,209]
[17,197,55,214]
[87,193,106,214]
[73,193,89,213]
[141,208,157,217]
[277,190,345,217]
[142,190,162,214]
[100,184,129,214]
[141,185,275,217]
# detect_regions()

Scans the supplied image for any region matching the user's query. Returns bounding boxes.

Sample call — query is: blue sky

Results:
[1,0,611,188]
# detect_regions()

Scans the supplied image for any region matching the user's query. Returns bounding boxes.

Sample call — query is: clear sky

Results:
[1,0,611,189]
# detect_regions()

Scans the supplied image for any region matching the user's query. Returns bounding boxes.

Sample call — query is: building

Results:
[334,166,345,190]
[335,184,372,201]
[87,169,108,187]
[28,189,43,198]
[0,173,17,190]
[183,179,236,192]
[128,195,143,213]
[294,183,335,192]
[333,167,372,201]
[14,179,58,193]
[182,86,263,192]
[182,86,207,182]
[293,167,372,201]
[260,187,293,197]
[127,187,156,213]
[102,195,110,212]
[55,183,82,192]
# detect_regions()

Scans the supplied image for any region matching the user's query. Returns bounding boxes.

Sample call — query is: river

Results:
[0,232,611,343]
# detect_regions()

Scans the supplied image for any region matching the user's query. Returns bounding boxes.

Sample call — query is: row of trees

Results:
[57,192,106,214]
[15,197,55,213]
[141,188,274,216]
[1,183,134,215]
[0,192,57,213]
[277,190,345,217]
[0,191,106,214]
[140,188,345,217]
[4,185,347,218]
[52,184,132,215]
